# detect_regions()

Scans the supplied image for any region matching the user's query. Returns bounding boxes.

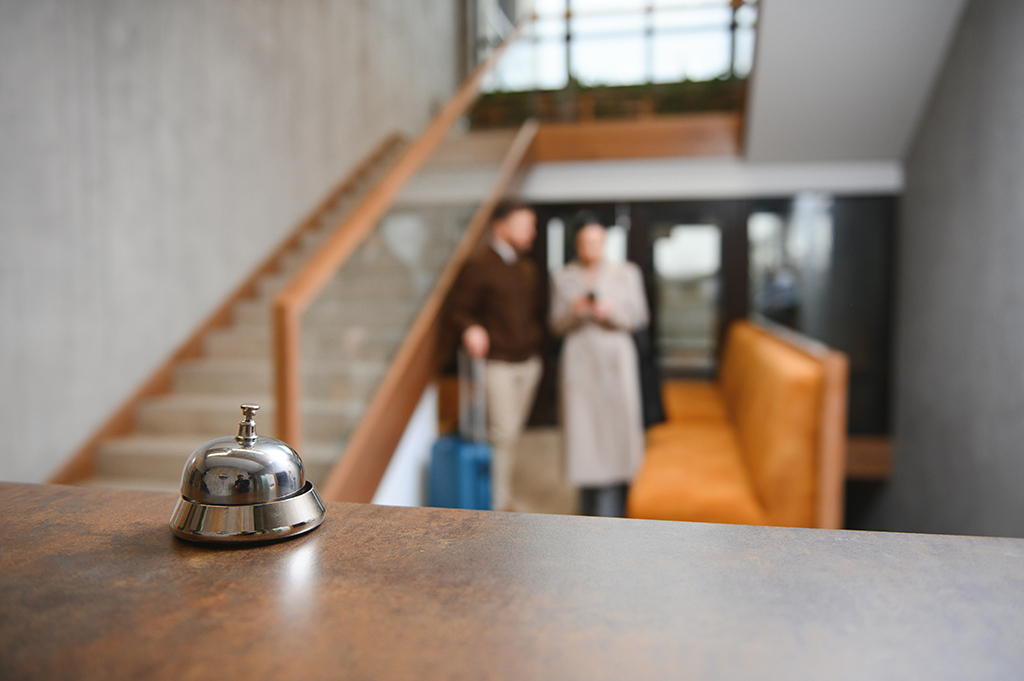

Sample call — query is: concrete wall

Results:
[879,0,1024,537]
[0,0,456,483]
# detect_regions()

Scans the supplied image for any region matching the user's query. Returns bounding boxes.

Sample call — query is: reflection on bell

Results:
[169,404,326,543]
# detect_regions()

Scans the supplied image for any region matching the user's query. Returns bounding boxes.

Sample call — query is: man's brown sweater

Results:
[447,246,544,362]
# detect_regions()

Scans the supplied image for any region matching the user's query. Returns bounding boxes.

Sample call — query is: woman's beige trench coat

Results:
[550,260,649,486]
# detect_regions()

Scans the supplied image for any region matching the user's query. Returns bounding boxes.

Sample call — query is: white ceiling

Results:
[744,0,969,163]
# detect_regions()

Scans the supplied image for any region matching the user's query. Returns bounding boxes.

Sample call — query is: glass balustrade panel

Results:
[298,128,520,482]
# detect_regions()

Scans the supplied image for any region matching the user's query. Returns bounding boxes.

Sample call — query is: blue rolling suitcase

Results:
[429,437,491,510]
[429,352,491,510]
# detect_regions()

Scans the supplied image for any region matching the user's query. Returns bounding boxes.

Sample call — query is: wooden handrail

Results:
[49,134,404,485]
[320,119,539,502]
[272,29,520,451]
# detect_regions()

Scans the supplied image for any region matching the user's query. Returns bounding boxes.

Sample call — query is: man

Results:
[447,199,544,512]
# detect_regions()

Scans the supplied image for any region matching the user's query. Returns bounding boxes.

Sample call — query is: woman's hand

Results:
[571,296,594,317]
[591,298,612,323]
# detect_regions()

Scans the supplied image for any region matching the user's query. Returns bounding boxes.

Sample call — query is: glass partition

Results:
[651,223,721,373]
[296,129,520,483]
[748,193,835,335]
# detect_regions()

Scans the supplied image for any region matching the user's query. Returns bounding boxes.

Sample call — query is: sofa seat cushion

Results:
[628,423,768,526]
[661,381,728,423]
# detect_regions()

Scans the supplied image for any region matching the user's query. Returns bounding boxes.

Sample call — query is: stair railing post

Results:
[273,297,303,454]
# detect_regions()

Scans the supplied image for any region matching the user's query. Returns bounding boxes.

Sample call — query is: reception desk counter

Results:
[1,482,1022,680]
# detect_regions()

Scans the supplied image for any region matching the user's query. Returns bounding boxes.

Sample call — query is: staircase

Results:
[80,129,519,494]
[82,141,407,492]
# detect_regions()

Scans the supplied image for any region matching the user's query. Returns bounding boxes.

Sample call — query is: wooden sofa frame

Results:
[750,318,850,529]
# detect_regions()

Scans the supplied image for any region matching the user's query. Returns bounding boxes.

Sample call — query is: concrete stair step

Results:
[306,298,419,326]
[274,251,412,282]
[303,360,386,402]
[93,434,342,488]
[233,298,417,328]
[256,139,410,282]
[76,476,184,495]
[298,226,335,253]
[307,148,403,236]
[255,269,417,301]
[205,324,404,361]
[280,223,453,276]
[314,197,359,230]
[135,394,363,441]
[174,357,386,401]
[278,249,309,275]
[327,272,419,299]
[94,435,218,482]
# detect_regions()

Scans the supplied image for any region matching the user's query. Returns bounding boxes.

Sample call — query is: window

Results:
[484,0,759,93]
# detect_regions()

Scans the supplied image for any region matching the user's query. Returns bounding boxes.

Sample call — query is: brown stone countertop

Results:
[1,482,1023,680]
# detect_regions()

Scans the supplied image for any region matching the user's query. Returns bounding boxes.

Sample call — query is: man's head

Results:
[575,222,606,267]
[491,198,536,254]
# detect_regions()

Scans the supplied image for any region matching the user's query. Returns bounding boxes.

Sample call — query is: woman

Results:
[550,220,649,517]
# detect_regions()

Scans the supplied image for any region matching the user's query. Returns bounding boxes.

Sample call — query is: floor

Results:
[510,427,579,515]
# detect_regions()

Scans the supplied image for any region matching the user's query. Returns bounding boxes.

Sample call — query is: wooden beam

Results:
[531,113,742,162]
[319,120,540,503]
[48,135,404,486]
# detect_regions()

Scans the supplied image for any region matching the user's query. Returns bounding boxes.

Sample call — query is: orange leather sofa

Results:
[627,320,849,529]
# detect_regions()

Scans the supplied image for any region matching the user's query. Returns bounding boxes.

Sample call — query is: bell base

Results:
[170,482,326,544]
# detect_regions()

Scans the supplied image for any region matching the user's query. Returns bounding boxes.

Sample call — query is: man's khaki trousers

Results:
[484,355,543,511]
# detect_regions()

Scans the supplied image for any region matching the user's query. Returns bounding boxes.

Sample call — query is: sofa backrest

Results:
[719,322,824,527]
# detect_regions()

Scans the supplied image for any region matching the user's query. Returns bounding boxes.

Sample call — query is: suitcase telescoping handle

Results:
[457,348,487,443]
